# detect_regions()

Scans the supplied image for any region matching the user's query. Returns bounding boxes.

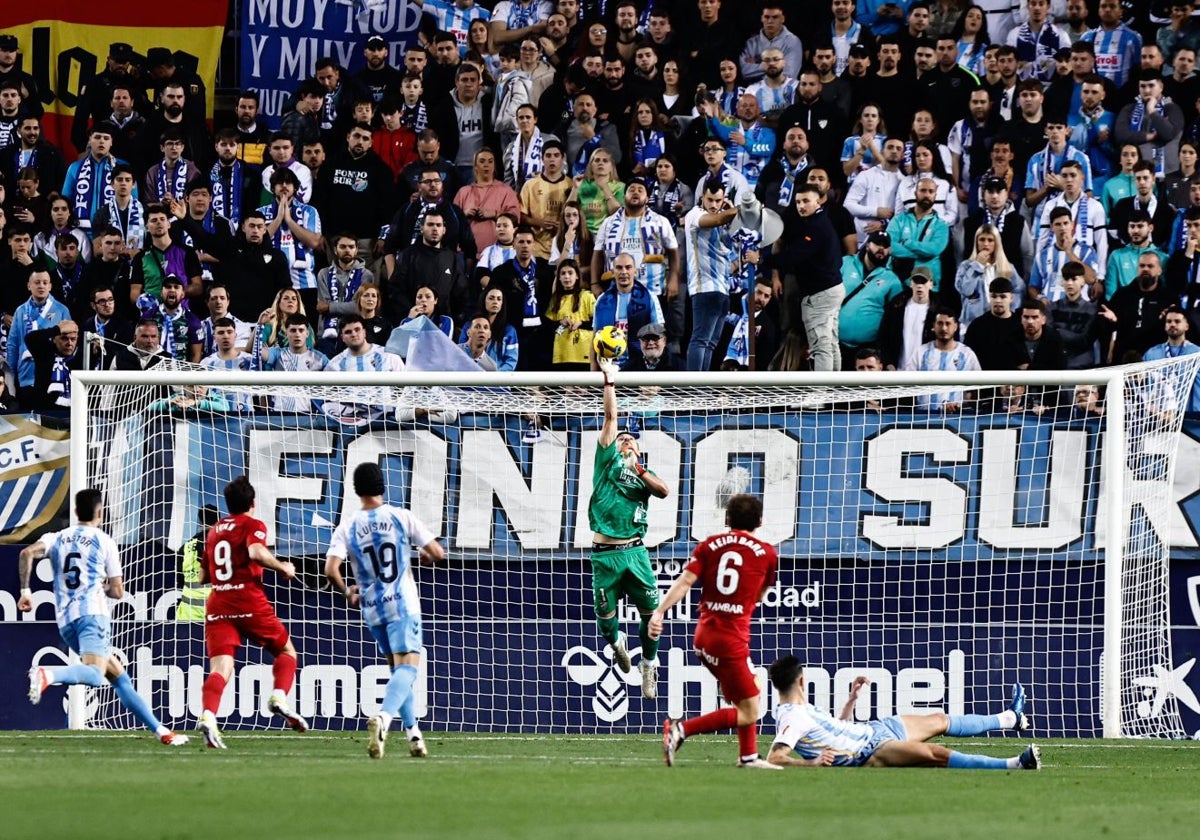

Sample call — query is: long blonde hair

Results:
[968,224,1014,278]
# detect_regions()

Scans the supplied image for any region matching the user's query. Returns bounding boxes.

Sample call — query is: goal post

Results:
[68,361,1200,738]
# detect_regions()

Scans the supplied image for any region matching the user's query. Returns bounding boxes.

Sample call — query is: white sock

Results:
[406,725,422,740]
[376,711,393,731]
[155,725,170,737]
[997,710,1017,729]
[1006,756,1021,769]
[740,753,759,763]
[269,690,286,703]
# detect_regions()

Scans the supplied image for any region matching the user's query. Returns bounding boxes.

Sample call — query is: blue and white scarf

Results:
[508,0,537,29]
[401,101,429,132]
[105,196,144,246]
[517,129,544,190]
[633,130,666,169]
[156,158,190,202]
[325,266,365,336]
[650,179,684,227]
[1131,96,1168,177]
[730,228,762,297]
[322,84,340,132]
[48,353,72,407]
[515,257,540,325]
[57,262,83,305]
[574,131,602,177]
[211,160,243,225]
[73,155,114,225]
[776,156,809,208]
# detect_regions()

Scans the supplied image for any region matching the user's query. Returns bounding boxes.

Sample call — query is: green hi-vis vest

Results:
[176,535,211,622]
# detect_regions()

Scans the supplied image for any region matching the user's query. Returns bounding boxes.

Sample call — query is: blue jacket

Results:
[9,296,71,388]
[890,210,950,289]
[592,282,664,367]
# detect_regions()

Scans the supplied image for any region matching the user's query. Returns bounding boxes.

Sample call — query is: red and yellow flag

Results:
[0,1,227,156]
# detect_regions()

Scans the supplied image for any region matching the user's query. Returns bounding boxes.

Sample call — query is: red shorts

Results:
[693,629,758,704]
[205,591,290,658]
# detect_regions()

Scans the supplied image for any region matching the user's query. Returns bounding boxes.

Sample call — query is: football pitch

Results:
[2,732,1197,839]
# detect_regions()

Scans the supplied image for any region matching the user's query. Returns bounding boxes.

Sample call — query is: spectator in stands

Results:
[745,48,799,126]
[844,136,905,248]
[842,103,888,188]
[964,175,1034,277]
[1034,159,1107,272]
[1101,142,1140,213]
[895,140,960,227]
[1019,296,1068,370]
[519,38,555,102]
[71,42,143,152]
[879,265,939,370]
[89,164,143,257]
[209,129,260,229]
[352,282,391,347]
[693,137,750,212]
[1109,161,1175,251]
[385,165,475,271]
[199,283,252,357]
[198,317,255,411]
[628,100,667,180]
[1030,205,1101,300]
[739,4,802,83]
[79,285,129,375]
[890,178,951,288]
[1,116,64,193]
[544,259,595,370]
[249,287,314,356]
[7,168,47,235]
[1164,140,1199,210]
[758,127,816,214]
[302,139,327,184]
[1115,71,1185,182]
[559,92,621,180]
[806,168,859,255]
[140,82,209,171]
[374,96,418,182]
[571,147,625,235]
[62,122,127,236]
[477,212,518,285]
[140,273,203,363]
[1,226,38,316]
[520,138,571,258]
[683,178,738,371]
[9,267,70,407]
[48,235,87,320]
[1049,263,1105,369]
[838,230,904,369]
[459,313,502,370]
[142,129,199,204]
[1025,111,1093,222]
[389,209,470,325]
[1066,74,1117,195]
[261,133,313,203]
[231,91,270,167]
[910,306,982,410]
[1007,0,1069,84]
[684,0,741,89]
[1003,80,1049,196]
[955,224,1026,334]
[592,251,663,369]
[701,94,776,192]
[1103,250,1171,363]
[504,104,548,191]
[203,211,292,326]
[79,228,129,315]
[490,0,554,47]
[485,225,556,369]
[313,122,394,265]
[355,35,404,106]
[773,184,844,371]
[401,284,456,338]
[963,277,1026,369]
[1143,305,1200,412]
[591,177,678,302]
[260,167,322,318]
[1109,208,1169,299]
[111,318,170,371]
[316,233,376,352]
[166,179,235,287]
[262,314,329,414]
[626,321,683,371]
[777,70,842,175]
[129,203,202,308]
[455,147,522,258]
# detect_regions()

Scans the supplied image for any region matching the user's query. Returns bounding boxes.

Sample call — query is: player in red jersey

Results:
[648,493,780,769]
[196,476,308,748]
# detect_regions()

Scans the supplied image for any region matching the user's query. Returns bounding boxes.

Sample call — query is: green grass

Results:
[2,732,1197,840]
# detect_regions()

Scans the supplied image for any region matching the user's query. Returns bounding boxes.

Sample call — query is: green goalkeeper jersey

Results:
[588,439,653,540]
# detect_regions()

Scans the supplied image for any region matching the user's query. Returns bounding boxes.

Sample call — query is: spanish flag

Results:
[0,1,227,156]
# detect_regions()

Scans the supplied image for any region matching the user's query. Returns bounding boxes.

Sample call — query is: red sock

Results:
[272,653,297,694]
[201,672,227,714]
[737,722,758,758]
[682,706,738,737]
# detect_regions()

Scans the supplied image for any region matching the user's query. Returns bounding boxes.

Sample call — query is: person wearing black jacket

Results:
[205,211,293,324]
[387,209,470,325]
[485,226,556,370]
[0,116,65,189]
[1018,297,1068,411]
[771,184,844,371]
[878,268,939,370]
[25,321,82,410]
[168,179,235,299]
[82,285,134,371]
[312,123,395,255]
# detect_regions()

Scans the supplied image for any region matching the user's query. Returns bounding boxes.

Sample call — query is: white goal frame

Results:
[70,367,1147,737]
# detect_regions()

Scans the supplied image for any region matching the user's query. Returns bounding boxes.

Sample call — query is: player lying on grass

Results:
[589,357,671,699]
[326,462,445,760]
[19,488,188,746]
[765,655,1041,770]
[650,493,780,769]
[197,476,308,749]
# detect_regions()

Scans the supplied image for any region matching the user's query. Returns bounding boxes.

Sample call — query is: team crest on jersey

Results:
[561,643,642,722]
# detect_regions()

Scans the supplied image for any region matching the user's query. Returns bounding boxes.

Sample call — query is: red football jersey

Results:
[687,530,778,650]
[204,513,269,592]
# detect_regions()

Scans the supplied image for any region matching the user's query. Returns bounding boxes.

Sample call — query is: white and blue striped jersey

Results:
[42,525,122,630]
[258,200,322,291]
[595,209,679,295]
[492,0,552,31]
[772,702,876,767]
[1081,24,1142,89]
[1031,241,1100,301]
[745,77,799,117]
[322,345,405,425]
[327,345,405,373]
[683,206,733,296]
[422,0,491,56]
[479,242,516,272]
[200,351,256,411]
[907,341,982,409]
[328,504,438,628]
[265,346,329,413]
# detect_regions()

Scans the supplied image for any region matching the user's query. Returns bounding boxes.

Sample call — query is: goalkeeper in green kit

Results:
[589,357,671,699]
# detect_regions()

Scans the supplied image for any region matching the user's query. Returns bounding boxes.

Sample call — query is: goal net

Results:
[69,358,1200,738]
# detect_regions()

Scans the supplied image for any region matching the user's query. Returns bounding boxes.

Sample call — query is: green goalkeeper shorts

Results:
[590,544,660,617]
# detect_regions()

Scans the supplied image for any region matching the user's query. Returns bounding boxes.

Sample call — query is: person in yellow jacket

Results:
[176,505,219,621]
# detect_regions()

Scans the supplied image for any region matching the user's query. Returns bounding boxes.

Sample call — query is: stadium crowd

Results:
[3,0,1200,413]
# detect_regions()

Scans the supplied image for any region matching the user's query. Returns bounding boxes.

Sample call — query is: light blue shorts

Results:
[59,615,111,658]
[368,615,422,657]
[855,716,909,765]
